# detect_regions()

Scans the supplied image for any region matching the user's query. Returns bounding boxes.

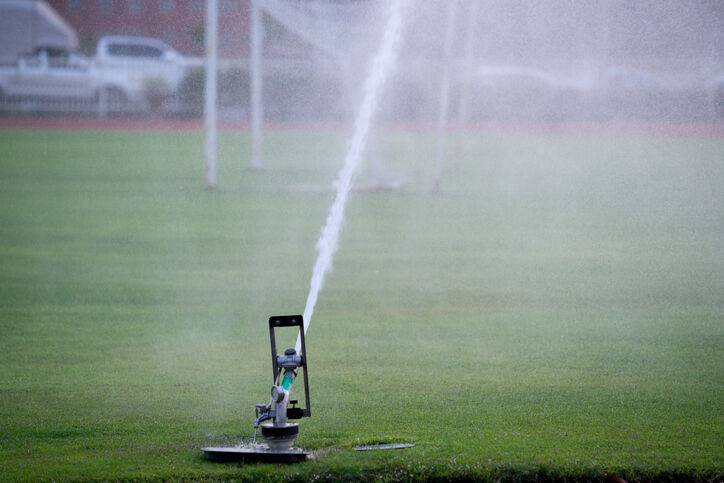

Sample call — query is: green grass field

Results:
[1,127,722,481]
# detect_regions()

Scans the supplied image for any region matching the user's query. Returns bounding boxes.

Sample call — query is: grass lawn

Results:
[0,126,722,481]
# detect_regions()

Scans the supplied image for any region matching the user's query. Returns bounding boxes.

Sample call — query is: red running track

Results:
[1,117,724,138]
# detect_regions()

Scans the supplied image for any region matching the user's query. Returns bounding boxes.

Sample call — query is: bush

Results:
[175,67,251,119]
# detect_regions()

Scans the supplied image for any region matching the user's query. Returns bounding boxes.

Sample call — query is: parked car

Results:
[0,47,148,112]
[94,35,188,94]
[0,0,78,66]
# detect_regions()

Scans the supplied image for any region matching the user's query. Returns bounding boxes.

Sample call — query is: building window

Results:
[191,0,203,13]
[99,0,112,12]
[130,0,143,14]
[221,0,234,13]
[190,28,204,52]
[79,31,95,53]
[220,31,234,49]
[161,0,175,12]
[66,0,81,10]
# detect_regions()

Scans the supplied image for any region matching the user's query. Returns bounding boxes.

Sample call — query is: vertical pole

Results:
[204,0,218,188]
[98,86,107,119]
[593,0,612,120]
[250,0,263,171]
[455,0,478,142]
[433,0,457,192]
[600,0,611,67]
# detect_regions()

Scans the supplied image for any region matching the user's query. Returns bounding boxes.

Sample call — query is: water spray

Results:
[297,0,410,354]
[202,0,410,464]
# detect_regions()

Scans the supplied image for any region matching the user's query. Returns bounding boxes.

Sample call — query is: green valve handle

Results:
[281,373,295,391]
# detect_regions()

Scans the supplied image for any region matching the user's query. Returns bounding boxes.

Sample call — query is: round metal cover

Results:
[201,446,310,463]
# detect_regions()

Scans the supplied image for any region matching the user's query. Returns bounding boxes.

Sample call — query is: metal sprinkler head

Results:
[202,315,311,463]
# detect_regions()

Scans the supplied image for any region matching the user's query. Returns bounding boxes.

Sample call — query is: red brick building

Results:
[46,0,251,57]
[44,0,724,65]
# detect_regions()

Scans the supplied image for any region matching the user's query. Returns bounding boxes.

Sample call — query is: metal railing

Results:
[0,94,144,117]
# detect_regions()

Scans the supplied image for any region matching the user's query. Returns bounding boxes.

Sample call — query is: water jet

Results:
[203,0,410,464]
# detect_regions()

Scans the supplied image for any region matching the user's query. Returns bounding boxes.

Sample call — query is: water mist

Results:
[295,0,411,353]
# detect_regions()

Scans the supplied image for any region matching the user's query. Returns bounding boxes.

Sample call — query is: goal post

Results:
[204,0,218,188]
[250,0,264,171]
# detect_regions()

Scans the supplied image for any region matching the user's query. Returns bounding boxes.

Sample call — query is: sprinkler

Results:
[254,315,311,450]
[202,315,311,463]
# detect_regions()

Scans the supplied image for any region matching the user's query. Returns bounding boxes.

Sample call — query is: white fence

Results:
[0,94,143,116]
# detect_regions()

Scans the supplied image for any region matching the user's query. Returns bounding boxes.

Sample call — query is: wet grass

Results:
[0,127,722,481]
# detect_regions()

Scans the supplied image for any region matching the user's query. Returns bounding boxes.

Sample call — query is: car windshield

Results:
[107,44,164,59]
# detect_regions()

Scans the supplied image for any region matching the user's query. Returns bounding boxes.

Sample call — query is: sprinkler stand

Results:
[202,315,311,463]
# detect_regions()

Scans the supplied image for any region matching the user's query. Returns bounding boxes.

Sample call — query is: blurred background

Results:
[0,0,722,123]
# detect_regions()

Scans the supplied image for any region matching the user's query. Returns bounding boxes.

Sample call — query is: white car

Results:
[94,36,188,94]
[0,48,147,112]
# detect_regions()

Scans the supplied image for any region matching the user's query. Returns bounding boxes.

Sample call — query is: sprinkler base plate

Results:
[201,446,310,464]
[354,443,415,451]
